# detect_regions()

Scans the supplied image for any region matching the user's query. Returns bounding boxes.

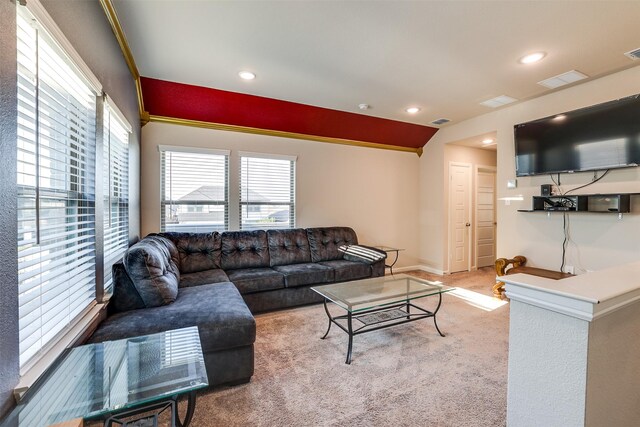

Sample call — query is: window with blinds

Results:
[103,103,130,293]
[160,147,230,233]
[240,153,296,230]
[17,8,98,367]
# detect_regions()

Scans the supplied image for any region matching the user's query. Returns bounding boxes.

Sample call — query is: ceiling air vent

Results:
[624,47,640,60]
[538,70,588,89]
[479,95,518,108]
[431,118,451,125]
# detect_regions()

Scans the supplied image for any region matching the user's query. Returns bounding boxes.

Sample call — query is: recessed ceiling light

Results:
[519,52,546,64]
[238,71,256,80]
[482,138,494,144]
[358,103,371,110]
[406,107,421,114]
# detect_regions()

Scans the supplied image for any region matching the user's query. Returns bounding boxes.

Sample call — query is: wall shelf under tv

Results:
[518,193,639,218]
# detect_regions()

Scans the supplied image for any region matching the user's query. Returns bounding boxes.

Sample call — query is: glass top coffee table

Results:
[2,327,208,427]
[312,274,454,364]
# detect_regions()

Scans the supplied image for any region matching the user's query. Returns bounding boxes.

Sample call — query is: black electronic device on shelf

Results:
[519,193,636,214]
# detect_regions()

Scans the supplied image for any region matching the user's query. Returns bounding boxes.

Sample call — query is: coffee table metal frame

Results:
[313,275,452,364]
[102,392,196,427]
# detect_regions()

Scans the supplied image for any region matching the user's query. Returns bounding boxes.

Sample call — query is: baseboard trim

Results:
[392,265,445,276]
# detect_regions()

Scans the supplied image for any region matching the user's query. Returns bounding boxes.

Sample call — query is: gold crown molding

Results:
[149,115,422,155]
[99,0,149,126]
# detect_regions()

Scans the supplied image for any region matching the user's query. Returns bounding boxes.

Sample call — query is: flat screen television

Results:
[514,94,640,176]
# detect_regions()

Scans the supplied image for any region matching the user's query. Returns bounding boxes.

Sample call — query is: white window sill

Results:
[14,303,107,402]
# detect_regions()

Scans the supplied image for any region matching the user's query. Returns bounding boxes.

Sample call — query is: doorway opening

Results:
[445,133,497,273]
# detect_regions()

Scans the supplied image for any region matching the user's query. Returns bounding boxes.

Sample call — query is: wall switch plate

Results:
[507,179,517,189]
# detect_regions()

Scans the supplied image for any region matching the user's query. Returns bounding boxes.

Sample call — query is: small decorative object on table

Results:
[494,255,573,298]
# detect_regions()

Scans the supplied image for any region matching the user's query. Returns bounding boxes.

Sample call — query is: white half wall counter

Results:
[503,261,640,427]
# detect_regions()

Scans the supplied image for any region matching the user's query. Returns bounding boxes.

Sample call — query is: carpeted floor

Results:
[189,267,509,426]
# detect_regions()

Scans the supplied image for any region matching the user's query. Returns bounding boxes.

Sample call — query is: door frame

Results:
[474,165,497,269]
[447,161,472,274]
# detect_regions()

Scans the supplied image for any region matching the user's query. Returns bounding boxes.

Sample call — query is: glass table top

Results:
[2,327,208,427]
[311,274,453,313]
[371,246,405,252]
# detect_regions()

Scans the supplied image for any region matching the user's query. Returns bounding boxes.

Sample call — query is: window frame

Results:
[159,145,231,234]
[102,98,131,296]
[238,151,297,231]
[16,3,102,372]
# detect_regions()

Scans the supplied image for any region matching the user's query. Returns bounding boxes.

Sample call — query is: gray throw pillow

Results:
[123,236,180,307]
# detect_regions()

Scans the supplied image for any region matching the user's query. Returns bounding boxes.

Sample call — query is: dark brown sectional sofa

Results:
[89,227,386,388]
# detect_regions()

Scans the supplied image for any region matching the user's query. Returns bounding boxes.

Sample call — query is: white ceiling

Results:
[112,0,640,127]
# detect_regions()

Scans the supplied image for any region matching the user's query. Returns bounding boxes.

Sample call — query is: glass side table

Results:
[2,327,208,427]
[371,246,405,275]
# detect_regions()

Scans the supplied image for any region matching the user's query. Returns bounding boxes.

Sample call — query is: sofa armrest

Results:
[109,261,145,314]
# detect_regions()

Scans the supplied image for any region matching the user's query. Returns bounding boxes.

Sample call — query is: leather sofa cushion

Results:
[267,228,312,267]
[180,269,229,288]
[306,227,359,262]
[272,263,334,288]
[226,268,285,294]
[90,282,256,353]
[159,232,222,273]
[123,235,180,307]
[221,230,270,270]
[319,260,372,282]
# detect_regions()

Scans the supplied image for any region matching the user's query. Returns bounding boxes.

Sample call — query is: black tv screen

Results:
[514,94,640,176]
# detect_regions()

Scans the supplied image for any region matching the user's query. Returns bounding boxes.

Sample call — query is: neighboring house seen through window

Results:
[240,152,296,231]
[160,146,230,233]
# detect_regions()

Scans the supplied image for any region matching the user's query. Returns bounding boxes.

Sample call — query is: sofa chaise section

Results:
[90,232,256,387]
[90,280,255,386]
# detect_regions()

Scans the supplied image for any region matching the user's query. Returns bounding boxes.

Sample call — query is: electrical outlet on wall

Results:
[565,265,575,274]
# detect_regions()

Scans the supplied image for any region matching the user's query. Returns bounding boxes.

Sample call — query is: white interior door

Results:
[476,170,496,268]
[449,163,471,273]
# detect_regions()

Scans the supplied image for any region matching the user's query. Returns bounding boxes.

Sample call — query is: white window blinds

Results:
[17,9,98,367]
[103,103,130,292]
[240,153,296,230]
[160,147,229,233]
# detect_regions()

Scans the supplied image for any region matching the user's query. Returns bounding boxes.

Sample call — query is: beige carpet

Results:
[191,268,509,426]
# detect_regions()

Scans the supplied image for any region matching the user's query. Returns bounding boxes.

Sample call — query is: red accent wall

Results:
[141,77,438,149]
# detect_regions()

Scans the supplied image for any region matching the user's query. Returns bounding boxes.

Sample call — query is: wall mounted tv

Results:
[514,94,640,177]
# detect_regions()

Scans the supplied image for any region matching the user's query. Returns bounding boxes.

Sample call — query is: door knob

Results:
[465,223,471,227]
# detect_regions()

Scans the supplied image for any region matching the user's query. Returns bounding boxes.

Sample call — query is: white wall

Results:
[420,65,640,273]
[141,122,421,267]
